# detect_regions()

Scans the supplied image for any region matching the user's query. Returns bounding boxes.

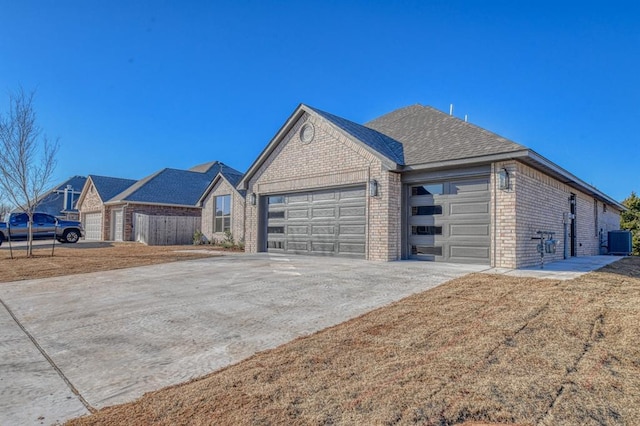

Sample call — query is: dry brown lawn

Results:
[64,256,640,425]
[0,242,223,283]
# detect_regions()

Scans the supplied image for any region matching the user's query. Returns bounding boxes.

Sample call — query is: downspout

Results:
[492,163,498,268]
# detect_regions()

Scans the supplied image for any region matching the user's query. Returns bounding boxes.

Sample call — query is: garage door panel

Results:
[450,179,490,194]
[287,209,307,219]
[312,225,335,235]
[450,201,489,215]
[84,213,102,241]
[449,245,491,260]
[450,224,490,237]
[409,176,490,264]
[267,186,366,258]
[312,208,335,218]
[339,242,366,254]
[340,224,365,235]
[340,206,366,217]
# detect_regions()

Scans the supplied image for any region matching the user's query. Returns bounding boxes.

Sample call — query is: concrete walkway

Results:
[0,254,487,426]
[487,255,625,280]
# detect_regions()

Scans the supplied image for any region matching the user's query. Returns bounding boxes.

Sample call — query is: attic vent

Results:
[299,123,315,144]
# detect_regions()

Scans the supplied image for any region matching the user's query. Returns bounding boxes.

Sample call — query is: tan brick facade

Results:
[78,182,108,240]
[492,160,622,268]
[244,112,401,260]
[201,178,245,244]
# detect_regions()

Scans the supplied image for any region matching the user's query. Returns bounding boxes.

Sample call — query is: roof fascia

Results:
[524,151,625,210]
[76,176,103,208]
[239,104,400,190]
[403,149,624,210]
[239,105,307,190]
[197,173,245,206]
[104,200,202,208]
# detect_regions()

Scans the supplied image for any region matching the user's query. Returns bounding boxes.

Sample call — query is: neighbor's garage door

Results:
[408,177,490,264]
[84,212,103,240]
[266,186,366,257]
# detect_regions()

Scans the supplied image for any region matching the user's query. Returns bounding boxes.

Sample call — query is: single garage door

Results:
[408,177,490,264]
[266,186,366,257]
[84,212,103,240]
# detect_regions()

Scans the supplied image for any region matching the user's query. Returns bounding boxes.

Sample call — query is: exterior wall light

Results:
[369,179,379,197]
[249,193,256,205]
[498,168,510,190]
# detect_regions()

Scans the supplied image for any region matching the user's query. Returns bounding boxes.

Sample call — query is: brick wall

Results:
[493,160,622,268]
[245,111,400,260]
[201,178,245,244]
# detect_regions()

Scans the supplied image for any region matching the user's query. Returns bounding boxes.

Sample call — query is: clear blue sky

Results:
[1,1,638,202]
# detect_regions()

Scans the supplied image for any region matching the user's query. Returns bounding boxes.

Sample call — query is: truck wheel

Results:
[63,229,81,244]
[0,233,3,246]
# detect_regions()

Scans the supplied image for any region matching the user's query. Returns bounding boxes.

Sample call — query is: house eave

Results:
[402,149,624,210]
[104,200,202,209]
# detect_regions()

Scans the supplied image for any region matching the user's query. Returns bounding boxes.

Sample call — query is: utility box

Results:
[608,230,632,255]
[545,239,558,254]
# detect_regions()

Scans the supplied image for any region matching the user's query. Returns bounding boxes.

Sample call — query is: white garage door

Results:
[84,213,103,240]
[408,177,491,264]
[266,186,366,257]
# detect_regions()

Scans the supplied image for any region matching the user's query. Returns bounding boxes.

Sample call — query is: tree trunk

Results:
[27,215,34,257]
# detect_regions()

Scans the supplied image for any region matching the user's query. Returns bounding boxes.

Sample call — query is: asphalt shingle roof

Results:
[365,104,526,166]
[109,168,213,206]
[89,175,137,202]
[307,105,405,165]
[55,176,87,192]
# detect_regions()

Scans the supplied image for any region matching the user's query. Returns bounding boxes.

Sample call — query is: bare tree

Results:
[0,88,59,256]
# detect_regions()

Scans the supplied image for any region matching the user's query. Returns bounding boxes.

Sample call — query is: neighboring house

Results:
[76,175,138,240]
[11,176,87,220]
[198,165,245,243]
[238,103,624,268]
[77,161,238,242]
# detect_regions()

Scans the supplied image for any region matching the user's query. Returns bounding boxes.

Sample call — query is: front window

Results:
[214,195,231,233]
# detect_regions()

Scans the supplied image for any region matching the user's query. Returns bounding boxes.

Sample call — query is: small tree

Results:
[620,191,640,255]
[0,88,59,257]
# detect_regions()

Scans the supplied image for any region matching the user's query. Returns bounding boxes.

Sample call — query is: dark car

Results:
[0,212,84,245]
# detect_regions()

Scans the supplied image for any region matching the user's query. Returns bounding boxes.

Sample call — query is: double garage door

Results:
[264,177,490,264]
[408,176,491,264]
[266,186,366,257]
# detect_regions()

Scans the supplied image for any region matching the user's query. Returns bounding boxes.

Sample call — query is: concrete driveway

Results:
[0,253,488,425]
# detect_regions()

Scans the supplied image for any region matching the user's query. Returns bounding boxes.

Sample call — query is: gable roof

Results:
[13,176,88,216]
[365,104,526,166]
[306,106,405,165]
[198,165,246,205]
[105,168,211,206]
[188,161,229,176]
[239,104,406,189]
[54,175,87,193]
[88,175,138,203]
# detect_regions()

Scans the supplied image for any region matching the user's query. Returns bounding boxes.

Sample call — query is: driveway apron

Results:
[0,254,488,425]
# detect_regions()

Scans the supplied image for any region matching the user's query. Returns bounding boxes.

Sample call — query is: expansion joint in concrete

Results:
[0,296,96,414]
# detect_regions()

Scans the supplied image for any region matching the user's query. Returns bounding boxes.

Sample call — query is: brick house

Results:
[238,104,624,268]
[198,165,246,244]
[76,175,138,240]
[77,161,241,242]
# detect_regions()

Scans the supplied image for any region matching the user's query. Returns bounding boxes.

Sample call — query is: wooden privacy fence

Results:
[134,213,199,245]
